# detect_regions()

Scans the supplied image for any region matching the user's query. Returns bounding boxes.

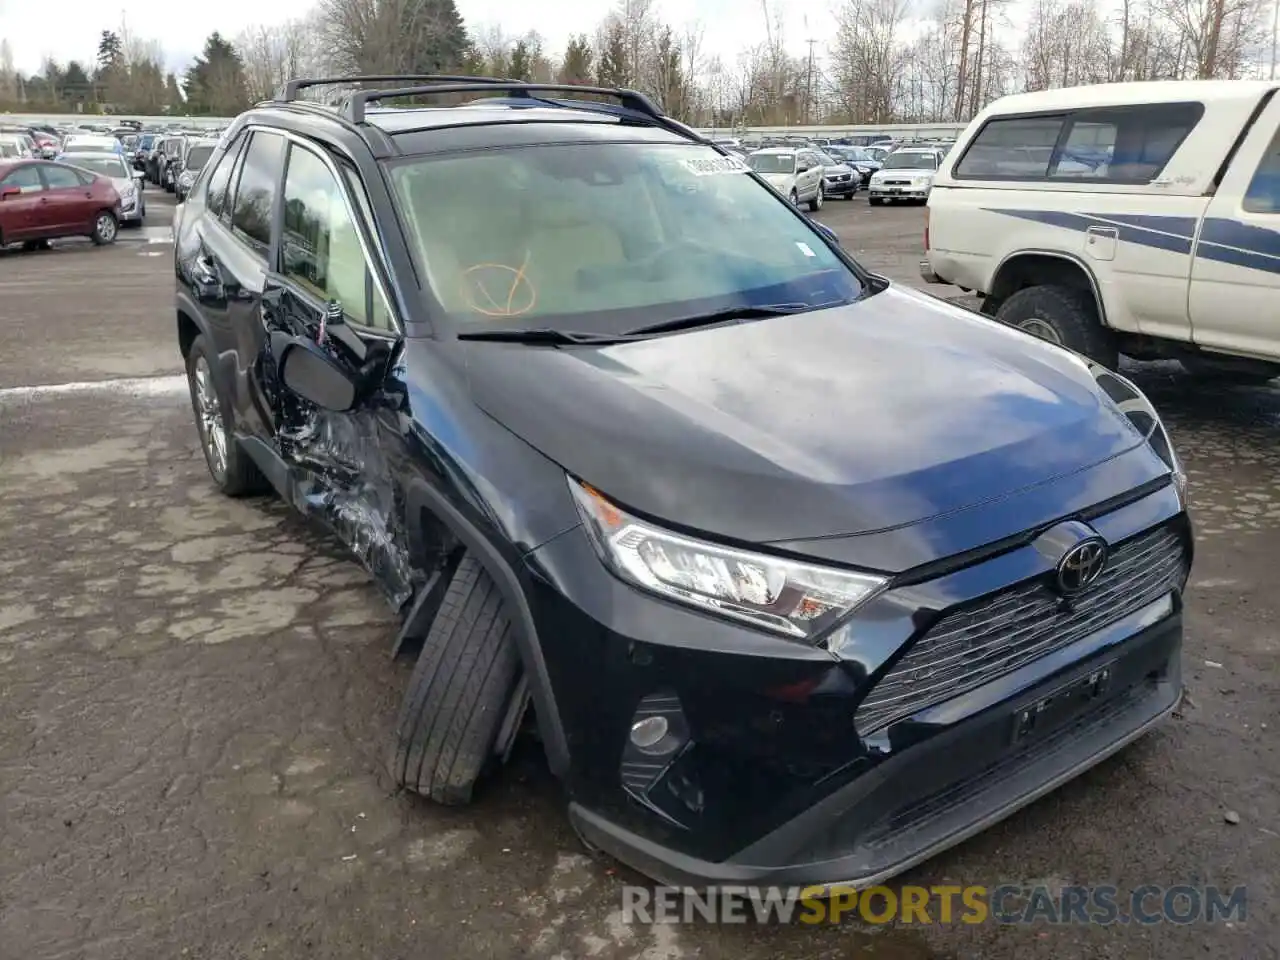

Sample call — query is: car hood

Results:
[759,172,796,190]
[875,167,933,177]
[463,286,1159,567]
[823,163,854,175]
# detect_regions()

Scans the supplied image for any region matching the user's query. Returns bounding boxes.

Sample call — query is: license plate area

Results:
[1011,663,1114,744]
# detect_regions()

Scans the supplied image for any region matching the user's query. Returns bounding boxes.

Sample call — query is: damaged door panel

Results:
[265,289,418,611]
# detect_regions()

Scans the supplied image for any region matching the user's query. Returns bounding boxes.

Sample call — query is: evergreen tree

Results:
[559,35,594,85]
[184,33,249,115]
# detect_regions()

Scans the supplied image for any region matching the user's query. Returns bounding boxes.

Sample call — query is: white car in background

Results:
[60,134,126,157]
[56,152,146,226]
[867,147,946,205]
[746,147,826,211]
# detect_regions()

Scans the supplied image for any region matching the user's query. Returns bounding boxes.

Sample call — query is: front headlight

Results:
[1090,364,1187,502]
[569,479,887,640]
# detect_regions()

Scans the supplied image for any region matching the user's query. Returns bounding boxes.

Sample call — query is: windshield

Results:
[72,156,129,178]
[746,152,796,174]
[138,134,155,148]
[842,148,873,162]
[882,152,938,170]
[185,145,215,169]
[388,141,862,334]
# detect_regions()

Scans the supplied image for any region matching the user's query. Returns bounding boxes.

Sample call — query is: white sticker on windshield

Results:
[796,242,817,258]
[681,155,750,177]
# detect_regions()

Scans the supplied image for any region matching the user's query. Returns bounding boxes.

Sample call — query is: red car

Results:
[0,158,122,250]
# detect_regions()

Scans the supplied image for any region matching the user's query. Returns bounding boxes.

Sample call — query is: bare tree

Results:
[830,0,908,123]
[1159,0,1267,77]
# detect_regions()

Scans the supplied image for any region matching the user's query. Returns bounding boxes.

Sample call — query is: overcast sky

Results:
[0,0,833,76]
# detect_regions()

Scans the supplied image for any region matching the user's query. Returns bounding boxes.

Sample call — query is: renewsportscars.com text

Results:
[621,884,1248,925]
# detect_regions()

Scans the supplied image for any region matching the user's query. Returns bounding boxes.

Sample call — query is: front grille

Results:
[854,525,1186,735]
[883,179,911,185]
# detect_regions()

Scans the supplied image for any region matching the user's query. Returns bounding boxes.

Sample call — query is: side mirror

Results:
[796,163,812,173]
[0,186,20,200]
[278,339,359,412]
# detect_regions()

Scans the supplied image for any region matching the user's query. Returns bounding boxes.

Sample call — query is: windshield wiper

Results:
[625,303,823,337]
[456,327,639,346]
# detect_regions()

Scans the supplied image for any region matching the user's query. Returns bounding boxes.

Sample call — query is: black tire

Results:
[90,211,117,245]
[808,185,824,212]
[184,334,267,496]
[788,189,798,205]
[868,197,883,206]
[392,554,522,805]
[994,284,1118,368]
[22,239,51,251]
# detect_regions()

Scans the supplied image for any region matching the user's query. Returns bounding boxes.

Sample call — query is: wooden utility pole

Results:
[804,37,817,124]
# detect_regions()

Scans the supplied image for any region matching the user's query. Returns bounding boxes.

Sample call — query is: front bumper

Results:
[572,602,1181,888]
[870,185,930,199]
[524,481,1189,889]
[120,197,143,223]
[824,177,858,197]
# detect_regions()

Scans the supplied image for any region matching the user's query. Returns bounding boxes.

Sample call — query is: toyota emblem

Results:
[1055,538,1108,596]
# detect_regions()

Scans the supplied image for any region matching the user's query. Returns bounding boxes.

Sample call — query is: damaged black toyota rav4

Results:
[175,76,1192,889]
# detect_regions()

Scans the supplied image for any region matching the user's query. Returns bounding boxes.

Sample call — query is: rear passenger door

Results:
[39,163,97,233]
[1187,101,1280,361]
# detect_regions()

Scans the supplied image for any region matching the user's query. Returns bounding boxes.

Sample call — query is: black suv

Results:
[175,76,1193,889]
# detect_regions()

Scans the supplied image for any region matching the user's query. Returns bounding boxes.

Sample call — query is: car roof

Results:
[984,79,1280,115]
[61,152,127,163]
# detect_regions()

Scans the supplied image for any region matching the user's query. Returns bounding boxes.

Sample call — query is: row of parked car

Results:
[0,125,219,251]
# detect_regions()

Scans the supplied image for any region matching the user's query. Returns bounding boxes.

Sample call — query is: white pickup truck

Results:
[922,80,1280,382]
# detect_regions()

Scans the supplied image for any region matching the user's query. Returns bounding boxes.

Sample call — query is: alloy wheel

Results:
[192,357,228,481]
[95,214,116,243]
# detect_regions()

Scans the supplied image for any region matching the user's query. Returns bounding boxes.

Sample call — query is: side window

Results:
[42,165,82,189]
[955,116,1065,178]
[1243,126,1280,214]
[956,103,1202,181]
[205,134,244,218]
[1,165,43,193]
[281,144,394,331]
[230,131,285,254]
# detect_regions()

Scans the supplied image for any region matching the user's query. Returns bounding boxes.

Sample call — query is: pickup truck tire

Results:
[994,285,1118,368]
[392,554,521,805]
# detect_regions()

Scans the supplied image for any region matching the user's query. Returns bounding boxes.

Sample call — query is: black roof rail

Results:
[275,74,512,102]
[340,81,664,125]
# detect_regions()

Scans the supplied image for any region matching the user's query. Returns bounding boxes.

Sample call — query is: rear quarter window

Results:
[954,102,1204,183]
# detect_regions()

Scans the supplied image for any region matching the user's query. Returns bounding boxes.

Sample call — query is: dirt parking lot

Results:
[1,195,1278,960]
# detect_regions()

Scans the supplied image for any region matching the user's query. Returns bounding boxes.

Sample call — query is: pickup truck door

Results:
[1187,99,1280,361]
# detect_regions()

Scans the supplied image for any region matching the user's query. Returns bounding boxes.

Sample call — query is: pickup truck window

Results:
[955,102,1203,183]
[1243,127,1280,214]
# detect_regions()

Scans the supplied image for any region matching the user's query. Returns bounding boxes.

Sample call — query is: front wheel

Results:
[91,211,118,245]
[392,554,522,805]
[788,189,799,205]
[993,284,1118,368]
[809,184,824,212]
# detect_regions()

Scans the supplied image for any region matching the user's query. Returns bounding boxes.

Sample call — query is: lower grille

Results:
[854,525,1186,735]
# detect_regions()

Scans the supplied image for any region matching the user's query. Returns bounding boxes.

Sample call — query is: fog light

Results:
[630,715,669,749]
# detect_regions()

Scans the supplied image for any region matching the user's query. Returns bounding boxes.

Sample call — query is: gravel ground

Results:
[0,196,1276,960]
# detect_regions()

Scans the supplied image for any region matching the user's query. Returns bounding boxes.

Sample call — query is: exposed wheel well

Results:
[177,310,200,359]
[986,254,1103,323]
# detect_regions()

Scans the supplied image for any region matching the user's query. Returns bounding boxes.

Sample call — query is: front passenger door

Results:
[265,141,406,601]
[0,164,44,241]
